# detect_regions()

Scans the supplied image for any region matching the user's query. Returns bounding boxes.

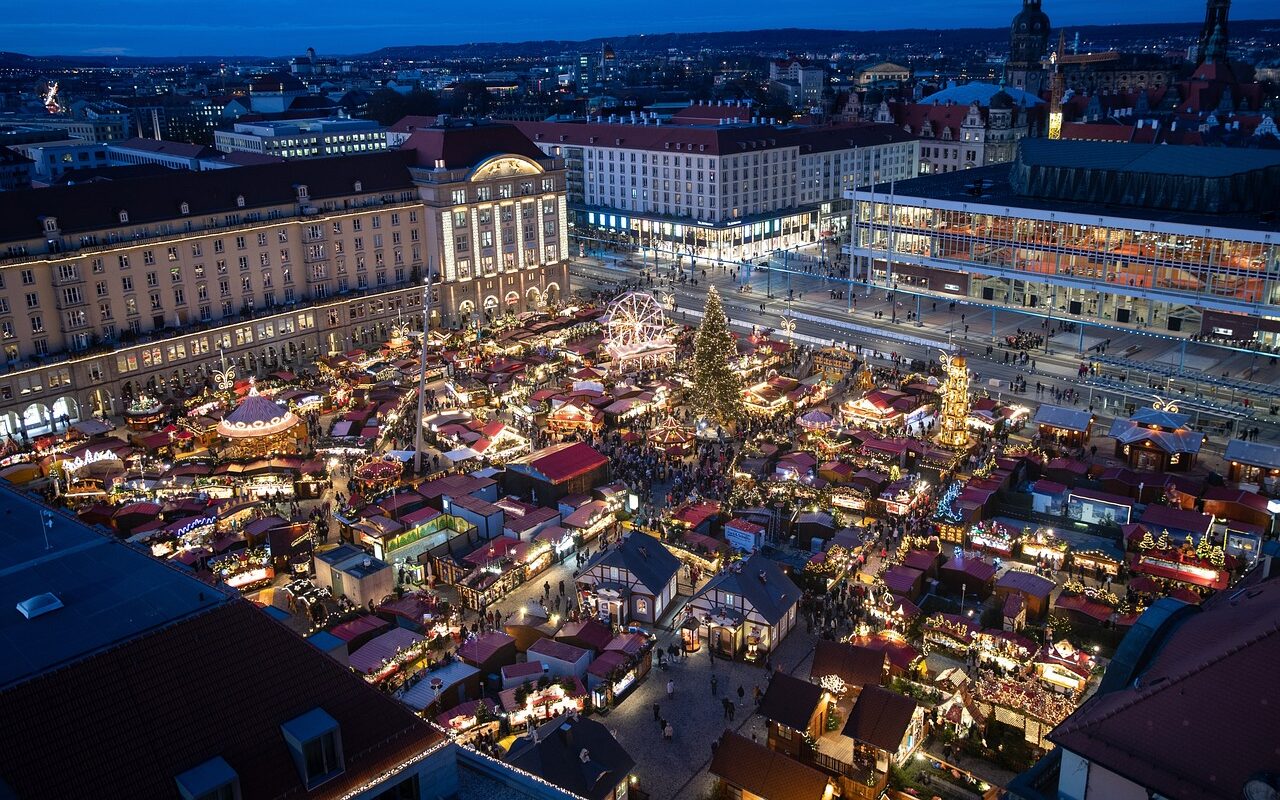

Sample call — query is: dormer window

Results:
[118,210,129,224]
[296,184,309,201]
[180,202,190,216]
[236,195,246,208]
[42,216,58,233]
[353,180,362,192]
[281,708,344,790]
[175,756,240,800]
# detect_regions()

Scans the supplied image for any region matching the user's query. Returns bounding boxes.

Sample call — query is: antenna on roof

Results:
[40,509,54,551]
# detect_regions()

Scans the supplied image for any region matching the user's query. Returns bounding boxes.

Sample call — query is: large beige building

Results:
[0,120,568,438]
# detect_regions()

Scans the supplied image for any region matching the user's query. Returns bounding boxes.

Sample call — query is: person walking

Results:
[737,685,745,706]
[652,702,660,722]
[663,722,673,742]
[722,697,732,720]
[666,679,674,698]
[710,674,718,696]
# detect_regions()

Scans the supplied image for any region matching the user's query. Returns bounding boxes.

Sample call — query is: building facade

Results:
[874,82,1043,174]
[513,114,918,265]
[844,139,1280,351]
[0,122,569,438]
[214,117,388,159]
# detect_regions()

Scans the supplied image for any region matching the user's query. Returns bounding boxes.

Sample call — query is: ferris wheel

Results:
[605,292,668,353]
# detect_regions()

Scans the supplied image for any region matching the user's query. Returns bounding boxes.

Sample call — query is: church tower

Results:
[1006,0,1051,98]
[1197,0,1230,64]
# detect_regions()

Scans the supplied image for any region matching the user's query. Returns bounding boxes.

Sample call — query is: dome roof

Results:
[1011,1,1050,33]
[216,389,299,439]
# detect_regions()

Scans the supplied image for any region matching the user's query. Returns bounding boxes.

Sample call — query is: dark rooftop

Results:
[0,150,418,243]
[505,715,634,800]
[757,671,825,731]
[842,684,919,752]
[0,482,444,799]
[871,148,1280,233]
[0,485,230,688]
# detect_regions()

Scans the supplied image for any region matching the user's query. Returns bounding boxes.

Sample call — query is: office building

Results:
[844,139,1280,350]
[106,137,220,171]
[769,58,827,107]
[513,108,918,264]
[6,139,109,181]
[215,117,388,160]
[0,110,128,144]
[0,148,33,191]
[0,120,568,438]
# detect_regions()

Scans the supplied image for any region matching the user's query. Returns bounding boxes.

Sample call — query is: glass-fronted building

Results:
[845,140,1280,348]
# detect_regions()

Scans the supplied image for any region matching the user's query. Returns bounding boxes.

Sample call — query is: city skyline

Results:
[5,0,1276,56]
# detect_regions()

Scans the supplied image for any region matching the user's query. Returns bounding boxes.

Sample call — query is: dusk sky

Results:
[4,0,1274,56]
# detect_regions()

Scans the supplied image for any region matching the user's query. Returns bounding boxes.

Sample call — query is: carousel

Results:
[215,382,304,457]
[124,393,166,431]
[648,417,696,455]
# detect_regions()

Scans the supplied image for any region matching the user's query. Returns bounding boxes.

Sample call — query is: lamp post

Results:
[413,267,433,476]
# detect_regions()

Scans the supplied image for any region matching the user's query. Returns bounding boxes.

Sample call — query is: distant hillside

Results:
[2,18,1278,65]
[367,19,1280,59]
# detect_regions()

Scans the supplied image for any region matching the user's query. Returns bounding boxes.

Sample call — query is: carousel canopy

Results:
[215,388,299,439]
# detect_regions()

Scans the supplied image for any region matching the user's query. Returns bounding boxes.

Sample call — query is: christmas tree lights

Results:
[691,285,745,424]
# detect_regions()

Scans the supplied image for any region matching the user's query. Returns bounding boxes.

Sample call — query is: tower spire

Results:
[1197,0,1230,64]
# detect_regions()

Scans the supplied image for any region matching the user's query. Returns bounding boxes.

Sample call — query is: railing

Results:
[806,749,879,785]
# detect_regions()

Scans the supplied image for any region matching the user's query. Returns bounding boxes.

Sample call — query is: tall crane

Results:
[1044,32,1120,139]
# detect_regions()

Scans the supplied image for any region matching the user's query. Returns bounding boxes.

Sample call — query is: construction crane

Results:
[1044,32,1120,139]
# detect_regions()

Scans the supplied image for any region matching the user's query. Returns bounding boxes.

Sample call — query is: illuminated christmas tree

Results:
[691,285,744,424]
[1195,531,1213,560]
[1209,546,1226,567]
[1156,529,1171,551]
[1139,529,1156,550]
[935,351,972,449]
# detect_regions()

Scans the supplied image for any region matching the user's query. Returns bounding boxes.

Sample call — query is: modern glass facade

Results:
[848,195,1280,345]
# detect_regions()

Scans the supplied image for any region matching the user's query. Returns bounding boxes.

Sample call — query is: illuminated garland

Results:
[934,481,963,524]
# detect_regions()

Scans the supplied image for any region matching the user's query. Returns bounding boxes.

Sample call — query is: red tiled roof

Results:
[511,118,916,157]
[1050,582,1280,800]
[0,601,442,800]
